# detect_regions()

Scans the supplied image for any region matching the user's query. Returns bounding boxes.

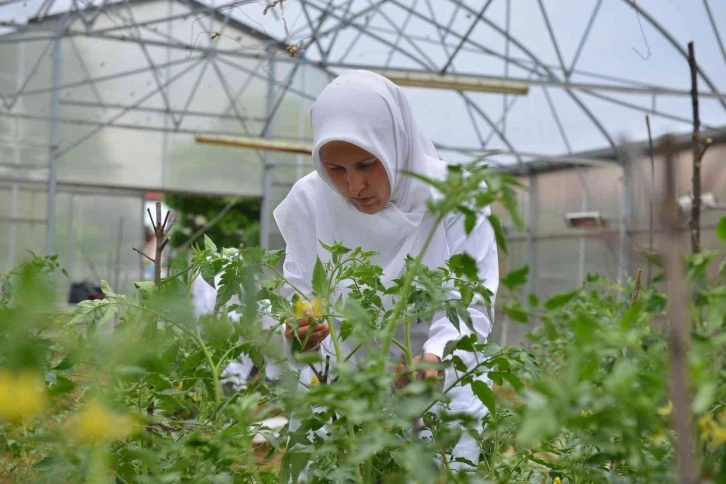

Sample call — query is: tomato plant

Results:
[1,160,725,483]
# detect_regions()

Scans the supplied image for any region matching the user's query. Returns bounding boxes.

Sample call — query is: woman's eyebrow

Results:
[355,155,377,164]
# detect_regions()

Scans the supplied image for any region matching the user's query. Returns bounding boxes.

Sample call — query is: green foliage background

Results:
[164,194,262,249]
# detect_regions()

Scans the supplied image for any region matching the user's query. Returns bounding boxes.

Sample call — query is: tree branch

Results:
[133,247,155,264]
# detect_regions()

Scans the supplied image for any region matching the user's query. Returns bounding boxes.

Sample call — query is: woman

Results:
[273,70,498,467]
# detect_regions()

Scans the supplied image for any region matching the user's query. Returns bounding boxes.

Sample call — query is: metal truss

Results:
[0,0,725,260]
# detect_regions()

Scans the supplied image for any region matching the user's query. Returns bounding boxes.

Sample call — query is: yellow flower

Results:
[0,369,46,423]
[711,426,726,447]
[698,413,726,448]
[310,375,320,386]
[553,477,562,484]
[657,400,673,417]
[699,414,714,434]
[69,401,137,444]
[295,298,323,319]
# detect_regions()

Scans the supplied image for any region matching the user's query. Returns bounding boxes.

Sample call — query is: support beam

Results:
[380,70,529,95]
[526,171,538,301]
[195,135,313,155]
[45,37,61,256]
[261,56,276,250]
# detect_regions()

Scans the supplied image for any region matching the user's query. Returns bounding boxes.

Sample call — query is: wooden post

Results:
[661,135,696,483]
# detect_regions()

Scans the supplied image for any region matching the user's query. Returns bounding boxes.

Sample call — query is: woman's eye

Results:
[329,166,345,172]
[359,163,374,170]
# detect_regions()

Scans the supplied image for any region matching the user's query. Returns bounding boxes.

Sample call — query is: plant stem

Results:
[197,329,222,408]
[266,264,308,300]
[325,312,344,365]
[421,354,502,415]
[381,214,445,356]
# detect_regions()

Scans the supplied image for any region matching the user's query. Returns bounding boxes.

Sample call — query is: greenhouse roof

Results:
[1,0,725,177]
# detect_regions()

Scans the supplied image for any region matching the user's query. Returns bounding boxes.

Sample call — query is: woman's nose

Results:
[347,172,365,195]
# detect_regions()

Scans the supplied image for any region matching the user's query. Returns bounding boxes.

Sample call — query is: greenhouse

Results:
[1,0,725,482]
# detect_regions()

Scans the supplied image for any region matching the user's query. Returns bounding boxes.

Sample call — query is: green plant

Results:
[1,168,725,483]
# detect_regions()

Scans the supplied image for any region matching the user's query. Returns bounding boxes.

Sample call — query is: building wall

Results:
[490,141,726,345]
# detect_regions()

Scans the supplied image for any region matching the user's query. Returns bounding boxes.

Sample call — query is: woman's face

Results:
[319,141,391,214]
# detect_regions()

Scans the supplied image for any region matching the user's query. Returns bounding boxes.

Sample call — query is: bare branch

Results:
[133,247,155,264]
[162,210,171,232]
[689,41,701,254]
[146,208,155,229]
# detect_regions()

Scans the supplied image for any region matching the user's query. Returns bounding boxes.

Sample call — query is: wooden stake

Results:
[660,135,696,483]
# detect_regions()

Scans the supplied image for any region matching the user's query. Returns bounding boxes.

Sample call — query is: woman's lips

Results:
[353,196,375,206]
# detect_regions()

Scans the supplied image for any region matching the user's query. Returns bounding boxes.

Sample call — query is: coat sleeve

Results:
[422,208,499,359]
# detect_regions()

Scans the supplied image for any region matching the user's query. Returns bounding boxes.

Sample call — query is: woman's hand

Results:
[394,353,442,389]
[285,308,330,352]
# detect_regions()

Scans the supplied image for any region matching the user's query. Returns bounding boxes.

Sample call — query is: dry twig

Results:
[631,268,642,305]
[688,41,702,255]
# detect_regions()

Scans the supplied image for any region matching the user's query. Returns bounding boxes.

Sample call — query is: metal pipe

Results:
[65,194,75,279]
[58,99,267,122]
[617,143,634,286]
[45,37,61,256]
[260,49,275,250]
[8,41,24,269]
[526,171,538,302]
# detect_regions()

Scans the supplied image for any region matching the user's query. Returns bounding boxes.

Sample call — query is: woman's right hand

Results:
[285,309,330,352]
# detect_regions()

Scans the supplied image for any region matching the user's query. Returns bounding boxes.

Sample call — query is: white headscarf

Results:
[273,70,450,296]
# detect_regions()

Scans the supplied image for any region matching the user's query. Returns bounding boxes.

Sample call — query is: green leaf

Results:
[340,320,353,341]
[449,253,478,280]
[134,281,156,298]
[53,353,79,371]
[312,258,329,297]
[635,247,664,268]
[204,234,217,253]
[48,375,75,397]
[445,305,460,333]
[717,217,726,243]
[503,300,529,323]
[502,186,523,229]
[501,265,529,290]
[502,372,524,391]
[458,305,474,332]
[544,290,579,311]
[488,214,508,254]
[472,380,496,415]
[528,294,540,307]
[291,352,322,365]
[464,214,476,235]
[344,298,370,326]
[487,371,504,386]
[571,312,597,343]
[69,299,114,326]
